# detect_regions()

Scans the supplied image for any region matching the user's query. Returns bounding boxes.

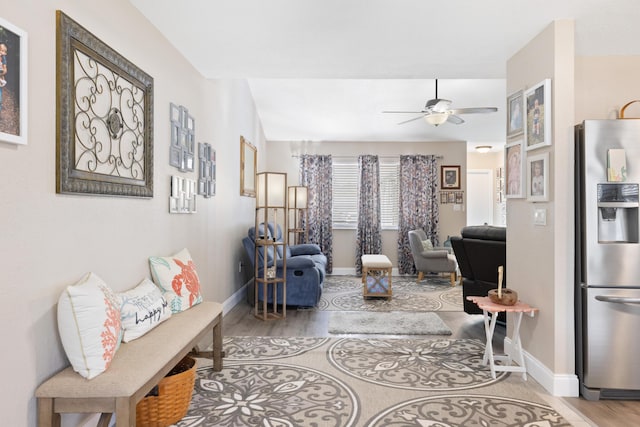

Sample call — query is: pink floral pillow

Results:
[149,248,203,313]
[57,272,122,379]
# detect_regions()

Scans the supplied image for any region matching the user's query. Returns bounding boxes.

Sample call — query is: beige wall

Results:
[468,150,505,225]
[506,20,576,393]
[1,1,263,425]
[266,140,467,271]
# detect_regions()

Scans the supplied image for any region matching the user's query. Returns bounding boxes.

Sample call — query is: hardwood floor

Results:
[222,295,640,427]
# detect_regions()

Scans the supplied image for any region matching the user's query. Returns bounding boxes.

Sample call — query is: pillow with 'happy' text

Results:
[119,278,171,342]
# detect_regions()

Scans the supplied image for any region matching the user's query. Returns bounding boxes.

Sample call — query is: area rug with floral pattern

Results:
[176,336,571,426]
[315,275,463,312]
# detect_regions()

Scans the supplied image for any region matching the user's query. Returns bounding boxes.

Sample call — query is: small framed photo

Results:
[527,152,549,202]
[0,17,28,145]
[524,79,552,151]
[506,90,524,137]
[505,139,525,198]
[441,165,461,190]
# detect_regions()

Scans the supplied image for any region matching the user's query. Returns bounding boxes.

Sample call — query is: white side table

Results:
[466,296,538,380]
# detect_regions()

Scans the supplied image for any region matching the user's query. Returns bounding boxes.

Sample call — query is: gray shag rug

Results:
[328,311,452,335]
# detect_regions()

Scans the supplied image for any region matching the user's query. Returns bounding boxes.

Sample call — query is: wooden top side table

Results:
[466,295,539,380]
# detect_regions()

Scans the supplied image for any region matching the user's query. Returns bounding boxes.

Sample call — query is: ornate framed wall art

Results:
[169,103,195,172]
[56,11,154,197]
[0,17,28,145]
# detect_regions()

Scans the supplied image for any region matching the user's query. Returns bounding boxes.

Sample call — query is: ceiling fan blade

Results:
[449,107,498,115]
[397,115,426,125]
[447,114,465,125]
[382,110,425,114]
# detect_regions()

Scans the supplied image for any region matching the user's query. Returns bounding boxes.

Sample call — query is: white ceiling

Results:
[131,0,640,149]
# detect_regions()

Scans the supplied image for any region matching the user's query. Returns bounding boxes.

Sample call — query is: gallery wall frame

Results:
[198,142,215,198]
[56,11,154,198]
[240,136,256,197]
[524,79,552,151]
[169,103,195,172]
[506,90,524,138]
[527,152,549,202]
[441,165,461,190]
[0,16,28,145]
[505,139,525,199]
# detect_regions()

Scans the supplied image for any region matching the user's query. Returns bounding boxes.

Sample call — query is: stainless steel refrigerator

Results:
[575,119,640,400]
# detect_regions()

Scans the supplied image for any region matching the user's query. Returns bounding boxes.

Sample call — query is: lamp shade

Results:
[288,186,308,209]
[256,172,287,207]
[424,113,449,126]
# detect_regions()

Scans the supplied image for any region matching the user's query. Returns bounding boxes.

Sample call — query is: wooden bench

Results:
[35,301,223,427]
[361,254,393,299]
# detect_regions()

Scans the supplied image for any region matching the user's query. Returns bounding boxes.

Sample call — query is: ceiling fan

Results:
[383,79,498,126]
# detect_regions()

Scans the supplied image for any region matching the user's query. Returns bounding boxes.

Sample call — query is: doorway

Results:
[467,169,493,226]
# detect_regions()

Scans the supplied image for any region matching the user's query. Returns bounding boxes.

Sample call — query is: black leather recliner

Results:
[450,225,507,322]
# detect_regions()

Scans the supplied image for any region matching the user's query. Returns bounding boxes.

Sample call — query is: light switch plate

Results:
[534,208,547,225]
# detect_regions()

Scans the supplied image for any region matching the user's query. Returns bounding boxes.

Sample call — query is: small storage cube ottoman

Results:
[361,254,393,299]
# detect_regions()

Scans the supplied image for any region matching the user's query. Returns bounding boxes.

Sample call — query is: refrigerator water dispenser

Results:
[597,183,639,243]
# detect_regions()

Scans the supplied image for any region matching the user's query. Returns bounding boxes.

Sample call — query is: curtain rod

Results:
[291,154,444,160]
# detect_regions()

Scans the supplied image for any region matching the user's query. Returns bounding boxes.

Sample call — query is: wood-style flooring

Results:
[222,296,640,427]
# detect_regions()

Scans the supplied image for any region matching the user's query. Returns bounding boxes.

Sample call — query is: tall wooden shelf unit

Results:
[287,186,308,244]
[254,172,287,320]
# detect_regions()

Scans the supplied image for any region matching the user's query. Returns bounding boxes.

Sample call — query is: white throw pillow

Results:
[119,278,171,342]
[57,272,122,379]
[149,248,203,313]
[422,239,433,251]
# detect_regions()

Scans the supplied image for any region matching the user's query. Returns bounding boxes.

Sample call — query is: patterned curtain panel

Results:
[299,154,333,273]
[355,155,381,274]
[397,155,440,274]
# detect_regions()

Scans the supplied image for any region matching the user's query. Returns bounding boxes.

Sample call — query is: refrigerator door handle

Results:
[595,295,640,305]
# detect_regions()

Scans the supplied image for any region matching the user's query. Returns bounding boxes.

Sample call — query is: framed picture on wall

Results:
[527,152,549,202]
[0,17,28,145]
[505,139,525,198]
[441,165,461,189]
[524,79,552,151]
[506,90,524,138]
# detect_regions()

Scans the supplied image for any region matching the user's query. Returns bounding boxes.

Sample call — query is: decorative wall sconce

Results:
[169,103,195,172]
[169,175,197,213]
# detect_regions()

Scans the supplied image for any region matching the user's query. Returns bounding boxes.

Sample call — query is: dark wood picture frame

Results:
[441,165,461,190]
[56,11,154,197]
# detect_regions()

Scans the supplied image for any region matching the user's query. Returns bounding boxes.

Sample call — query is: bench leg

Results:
[37,398,59,427]
[212,313,223,371]
[97,413,112,427]
[115,397,135,427]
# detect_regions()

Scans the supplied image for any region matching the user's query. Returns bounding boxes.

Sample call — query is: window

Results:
[332,158,399,229]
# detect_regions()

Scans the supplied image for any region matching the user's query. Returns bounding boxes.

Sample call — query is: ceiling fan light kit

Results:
[424,113,449,126]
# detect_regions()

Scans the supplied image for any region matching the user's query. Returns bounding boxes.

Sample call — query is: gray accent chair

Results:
[408,229,458,286]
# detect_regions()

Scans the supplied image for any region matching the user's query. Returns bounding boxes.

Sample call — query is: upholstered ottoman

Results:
[361,254,393,299]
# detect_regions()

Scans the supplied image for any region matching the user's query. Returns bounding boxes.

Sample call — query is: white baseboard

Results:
[222,279,250,315]
[504,337,579,397]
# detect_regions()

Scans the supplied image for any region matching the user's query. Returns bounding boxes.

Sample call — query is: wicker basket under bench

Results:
[35,301,223,427]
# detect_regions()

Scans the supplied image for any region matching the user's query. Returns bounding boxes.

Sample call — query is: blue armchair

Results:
[242,223,327,307]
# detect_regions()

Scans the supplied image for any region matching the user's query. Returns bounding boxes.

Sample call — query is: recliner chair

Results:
[450,225,506,322]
